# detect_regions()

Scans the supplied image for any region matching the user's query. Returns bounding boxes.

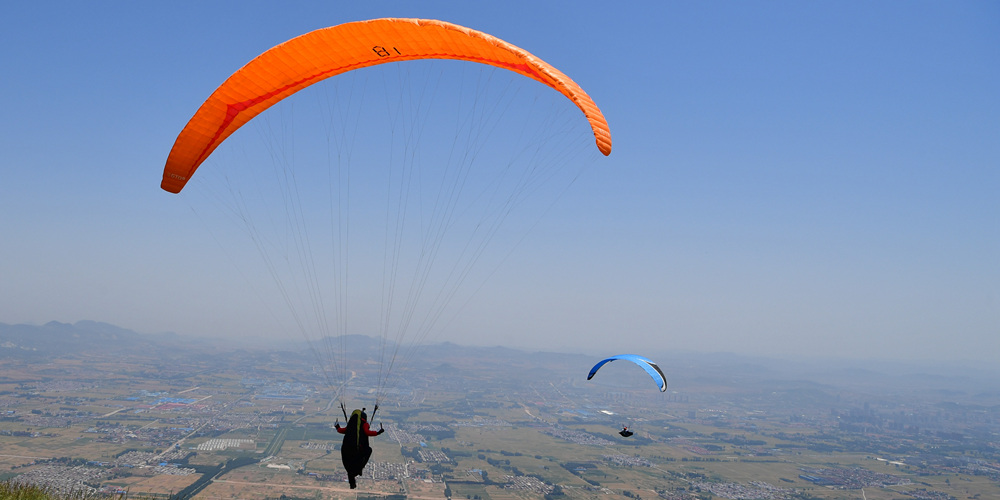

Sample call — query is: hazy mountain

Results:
[0,320,201,359]
[2,320,998,400]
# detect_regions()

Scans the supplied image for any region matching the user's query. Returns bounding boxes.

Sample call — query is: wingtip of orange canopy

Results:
[161,176,186,194]
[597,134,612,156]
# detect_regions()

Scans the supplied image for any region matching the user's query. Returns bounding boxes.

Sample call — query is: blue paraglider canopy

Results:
[587,354,667,392]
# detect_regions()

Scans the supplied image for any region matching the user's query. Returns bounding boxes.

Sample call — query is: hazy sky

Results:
[1,1,997,362]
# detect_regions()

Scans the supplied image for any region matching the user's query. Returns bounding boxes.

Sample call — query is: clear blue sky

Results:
[1,1,997,362]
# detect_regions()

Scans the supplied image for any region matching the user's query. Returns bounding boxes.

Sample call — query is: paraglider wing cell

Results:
[162,17,611,194]
[587,354,667,392]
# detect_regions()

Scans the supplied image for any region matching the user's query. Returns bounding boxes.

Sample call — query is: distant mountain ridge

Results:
[0,321,590,364]
[2,320,998,399]
[0,320,181,358]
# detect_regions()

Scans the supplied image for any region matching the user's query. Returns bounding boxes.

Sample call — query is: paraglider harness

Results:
[336,401,384,488]
[338,401,383,445]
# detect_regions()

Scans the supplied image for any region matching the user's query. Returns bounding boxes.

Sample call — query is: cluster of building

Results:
[902,453,1000,480]
[453,417,511,427]
[85,421,191,447]
[148,464,196,476]
[12,452,196,496]
[903,488,961,499]
[798,467,910,488]
[405,423,450,432]
[32,380,95,392]
[307,470,347,482]
[21,413,91,428]
[13,465,102,495]
[0,428,51,438]
[502,474,554,494]
[656,489,698,500]
[385,424,426,444]
[110,450,163,467]
[542,427,615,447]
[194,438,255,451]
[602,454,653,467]
[204,411,280,431]
[692,481,795,500]
[363,460,409,480]
[417,449,450,462]
[108,449,191,469]
[299,440,338,450]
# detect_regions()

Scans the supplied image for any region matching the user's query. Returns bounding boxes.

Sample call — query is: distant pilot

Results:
[335,406,384,488]
[619,425,633,438]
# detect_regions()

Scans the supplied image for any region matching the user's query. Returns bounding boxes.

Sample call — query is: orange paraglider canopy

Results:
[161,18,611,194]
